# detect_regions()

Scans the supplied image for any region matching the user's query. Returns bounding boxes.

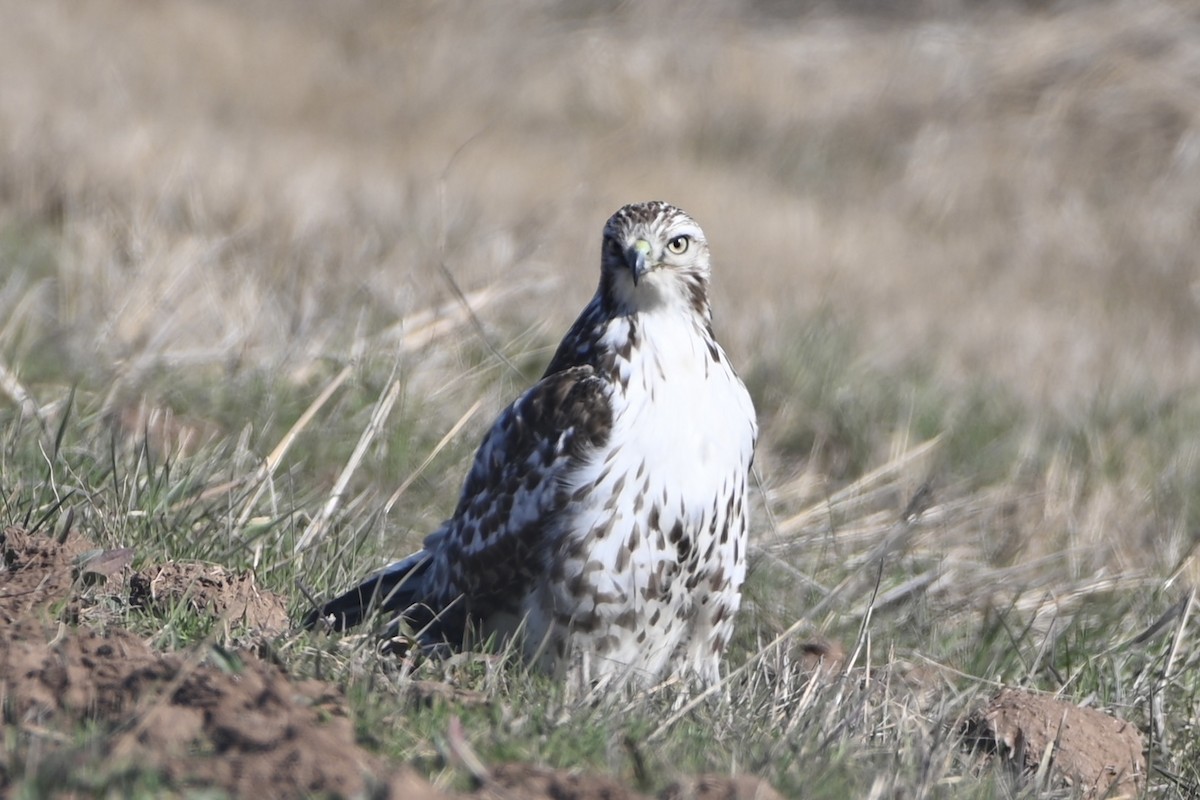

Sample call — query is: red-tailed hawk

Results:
[305,201,757,689]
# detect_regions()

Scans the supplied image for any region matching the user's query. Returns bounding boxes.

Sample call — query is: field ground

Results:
[1,0,1199,796]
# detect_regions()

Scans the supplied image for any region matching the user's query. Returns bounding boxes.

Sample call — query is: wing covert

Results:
[426,365,613,608]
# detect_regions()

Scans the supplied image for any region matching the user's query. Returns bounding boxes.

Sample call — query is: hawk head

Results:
[599,201,711,319]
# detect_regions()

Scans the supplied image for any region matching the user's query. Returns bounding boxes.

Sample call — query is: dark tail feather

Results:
[302,553,430,631]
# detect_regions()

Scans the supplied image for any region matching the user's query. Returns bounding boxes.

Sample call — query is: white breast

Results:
[617,312,755,506]
[526,308,756,685]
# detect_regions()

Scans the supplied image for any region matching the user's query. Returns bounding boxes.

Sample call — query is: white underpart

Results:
[515,274,757,688]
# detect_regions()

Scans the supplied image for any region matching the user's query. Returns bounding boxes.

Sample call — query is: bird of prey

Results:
[305,201,757,689]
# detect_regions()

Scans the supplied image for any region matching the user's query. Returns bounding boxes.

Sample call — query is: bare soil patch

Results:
[0,524,114,622]
[1,615,433,796]
[130,560,289,635]
[2,527,780,798]
[11,525,1146,798]
[1,526,445,797]
[965,687,1146,798]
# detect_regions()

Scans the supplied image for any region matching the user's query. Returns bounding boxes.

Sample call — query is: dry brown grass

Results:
[3,0,1197,397]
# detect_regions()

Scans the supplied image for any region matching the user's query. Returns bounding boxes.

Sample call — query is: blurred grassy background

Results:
[2,0,1199,794]
[4,0,1197,401]
[3,0,1198,567]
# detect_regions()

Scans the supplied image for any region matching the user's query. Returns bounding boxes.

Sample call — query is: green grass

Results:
[3,307,1194,796]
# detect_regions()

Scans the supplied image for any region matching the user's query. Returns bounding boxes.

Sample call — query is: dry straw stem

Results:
[647,607,829,743]
[748,437,940,606]
[1151,587,1194,757]
[235,363,353,528]
[752,437,939,624]
[243,281,504,538]
[769,436,941,540]
[384,398,483,517]
[295,376,403,553]
[377,286,509,353]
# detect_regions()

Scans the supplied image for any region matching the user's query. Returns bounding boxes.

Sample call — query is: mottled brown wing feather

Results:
[542,296,606,378]
[423,364,613,614]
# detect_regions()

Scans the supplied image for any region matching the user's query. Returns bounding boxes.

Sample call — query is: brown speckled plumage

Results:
[305,201,757,689]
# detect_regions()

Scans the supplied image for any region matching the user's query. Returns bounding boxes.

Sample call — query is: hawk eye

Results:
[666,235,690,255]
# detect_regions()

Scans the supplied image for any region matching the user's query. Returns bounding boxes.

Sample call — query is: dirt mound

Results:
[0,525,443,797]
[130,560,289,635]
[1,617,423,795]
[3,611,776,799]
[2,524,286,637]
[3,527,780,798]
[0,524,124,622]
[965,687,1146,798]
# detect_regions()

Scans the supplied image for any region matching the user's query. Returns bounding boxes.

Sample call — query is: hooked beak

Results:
[627,239,652,286]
